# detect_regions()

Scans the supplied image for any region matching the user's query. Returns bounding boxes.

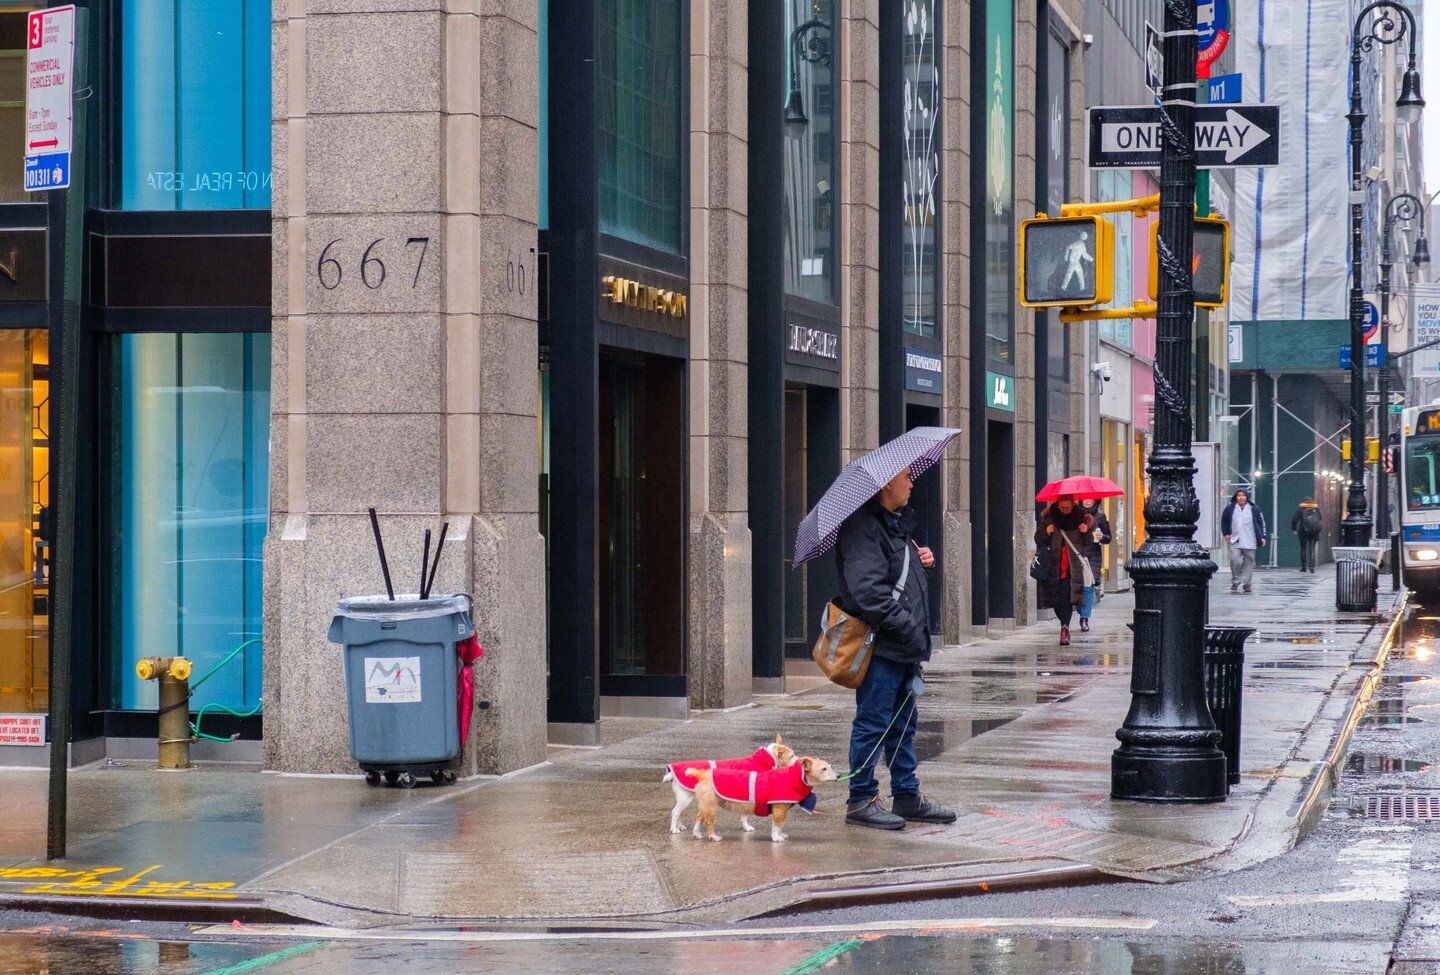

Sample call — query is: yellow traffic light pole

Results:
[1060,302,1158,324]
[1059,193,1161,219]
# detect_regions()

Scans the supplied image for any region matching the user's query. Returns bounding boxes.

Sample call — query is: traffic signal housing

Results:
[1147,216,1231,308]
[1342,437,1380,463]
[1020,215,1116,308]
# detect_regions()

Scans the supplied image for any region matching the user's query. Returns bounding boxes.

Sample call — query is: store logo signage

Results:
[905,347,942,393]
[789,324,838,361]
[600,275,688,318]
[987,371,1014,412]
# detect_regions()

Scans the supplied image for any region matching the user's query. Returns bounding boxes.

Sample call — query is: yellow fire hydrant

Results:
[135,656,193,769]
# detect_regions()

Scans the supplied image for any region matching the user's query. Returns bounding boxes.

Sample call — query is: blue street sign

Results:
[1208,73,1242,104]
[23,152,68,192]
[1340,344,1386,369]
[1197,0,1230,52]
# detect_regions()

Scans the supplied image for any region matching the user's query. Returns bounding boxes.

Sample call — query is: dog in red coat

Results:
[662,735,796,834]
[690,757,839,843]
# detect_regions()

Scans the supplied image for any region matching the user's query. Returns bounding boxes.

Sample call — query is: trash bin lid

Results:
[334,593,472,623]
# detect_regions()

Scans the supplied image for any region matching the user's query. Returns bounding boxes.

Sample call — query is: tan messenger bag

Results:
[811,545,911,689]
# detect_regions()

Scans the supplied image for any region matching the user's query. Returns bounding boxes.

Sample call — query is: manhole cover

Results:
[1362,794,1440,820]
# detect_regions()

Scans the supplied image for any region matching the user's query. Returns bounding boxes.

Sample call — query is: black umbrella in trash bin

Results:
[792,426,962,567]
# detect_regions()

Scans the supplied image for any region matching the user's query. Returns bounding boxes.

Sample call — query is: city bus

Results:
[1400,404,1440,599]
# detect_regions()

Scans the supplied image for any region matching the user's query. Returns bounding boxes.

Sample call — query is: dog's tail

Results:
[686,769,713,788]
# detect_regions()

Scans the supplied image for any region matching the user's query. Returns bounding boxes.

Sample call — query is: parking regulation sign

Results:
[24,5,75,192]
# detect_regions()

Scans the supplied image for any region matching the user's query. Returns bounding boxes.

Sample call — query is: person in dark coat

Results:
[1035,498,1095,646]
[835,466,956,831]
[1078,499,1112,631]
[1291,497,1322,573]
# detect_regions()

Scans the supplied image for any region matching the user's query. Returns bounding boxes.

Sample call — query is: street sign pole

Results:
[1112,0,1227,804]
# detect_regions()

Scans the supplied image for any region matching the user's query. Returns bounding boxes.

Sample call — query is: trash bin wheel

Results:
[364,770,381,787]
[383,771,399,786]
[436,769,456,785]
[396,771,417,790]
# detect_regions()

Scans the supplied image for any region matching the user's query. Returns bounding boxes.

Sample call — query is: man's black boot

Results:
[845,796,906,830]
[892,792,957,824]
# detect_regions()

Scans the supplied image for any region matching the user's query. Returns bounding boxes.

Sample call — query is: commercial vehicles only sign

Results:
[24,5,75,192]
[1087,104,1281,169]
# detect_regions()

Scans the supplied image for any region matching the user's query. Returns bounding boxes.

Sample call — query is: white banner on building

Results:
[1412,284,1440,378]
[1231,1,1351,322]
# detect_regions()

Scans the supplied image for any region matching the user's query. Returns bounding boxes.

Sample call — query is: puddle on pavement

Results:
[911,716,1018,762]
[1345,752,1431,774]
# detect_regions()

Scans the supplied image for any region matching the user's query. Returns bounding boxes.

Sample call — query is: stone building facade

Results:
[264,0,1092,774]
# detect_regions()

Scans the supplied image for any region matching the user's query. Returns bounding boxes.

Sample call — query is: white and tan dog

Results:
[689,757,838,843]
[662,735,796,834]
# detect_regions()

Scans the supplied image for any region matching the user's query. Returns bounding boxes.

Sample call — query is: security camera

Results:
[1083,33,1095,47]
[1091,361,1112,382]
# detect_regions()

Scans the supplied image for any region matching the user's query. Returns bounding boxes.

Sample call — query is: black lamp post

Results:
[784,17,832,129]
[1344,2,1425,546]
[1377,192,1429,539]
[1111,0,1227,803]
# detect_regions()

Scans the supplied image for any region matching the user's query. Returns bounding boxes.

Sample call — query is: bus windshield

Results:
[1407,434,1440,511]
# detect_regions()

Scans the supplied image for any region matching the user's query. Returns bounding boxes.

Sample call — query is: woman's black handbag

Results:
[1029,544,1050,582]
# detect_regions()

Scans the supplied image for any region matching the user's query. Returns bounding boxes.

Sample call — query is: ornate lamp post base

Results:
[1112,542,1227,803]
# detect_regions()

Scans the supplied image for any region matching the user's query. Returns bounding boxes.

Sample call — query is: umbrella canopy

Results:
[793,426,962,567]
[1035,475,1124,503]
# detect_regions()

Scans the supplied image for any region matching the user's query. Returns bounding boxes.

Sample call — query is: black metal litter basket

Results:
[1336,558,1379,612]
[1204,626,1254,789]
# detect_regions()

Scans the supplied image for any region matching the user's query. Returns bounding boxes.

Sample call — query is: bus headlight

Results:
[1413,548,1440,562]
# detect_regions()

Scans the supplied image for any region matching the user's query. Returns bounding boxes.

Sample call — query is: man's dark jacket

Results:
[1220,501,1268,545]
[835,500,931,666]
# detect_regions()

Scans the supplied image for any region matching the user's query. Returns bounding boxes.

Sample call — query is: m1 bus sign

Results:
[24,5,75,192]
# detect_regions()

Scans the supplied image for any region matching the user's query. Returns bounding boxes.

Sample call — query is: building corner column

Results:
[688,0,753,711]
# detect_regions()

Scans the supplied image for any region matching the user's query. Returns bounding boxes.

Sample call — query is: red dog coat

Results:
[701,762,816,817]
[668,746,777,794]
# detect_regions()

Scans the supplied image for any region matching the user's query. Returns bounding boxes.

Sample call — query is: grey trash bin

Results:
[327,593,474,788]
[1336,559,1378,612]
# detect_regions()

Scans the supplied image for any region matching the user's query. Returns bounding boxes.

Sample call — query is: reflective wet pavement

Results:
[0,568,1401,929]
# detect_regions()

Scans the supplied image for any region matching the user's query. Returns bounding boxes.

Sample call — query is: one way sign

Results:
[1087,104,1281,170]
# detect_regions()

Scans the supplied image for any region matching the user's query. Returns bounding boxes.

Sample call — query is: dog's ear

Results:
[775,734,783,746]
[801,756,816,774]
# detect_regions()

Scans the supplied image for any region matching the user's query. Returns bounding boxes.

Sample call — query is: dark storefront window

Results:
[902,0,939,337]
[0,13,27,204]
[596,0,683,253]
[783,0,836,304]
[111,333,270,712]
[598,352,684,680]
[116,1,271,210]
[0,330,47,714]
[983,0,1014,364]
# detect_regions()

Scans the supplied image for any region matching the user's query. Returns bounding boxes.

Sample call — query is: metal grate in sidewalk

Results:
[1361,793,1440,821]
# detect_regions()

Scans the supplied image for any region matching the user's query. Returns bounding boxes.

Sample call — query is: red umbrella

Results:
[1036,475,1124,502]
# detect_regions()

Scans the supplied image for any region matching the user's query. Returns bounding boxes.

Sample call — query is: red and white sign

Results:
[24,5,74,192]
[0,714,46,746]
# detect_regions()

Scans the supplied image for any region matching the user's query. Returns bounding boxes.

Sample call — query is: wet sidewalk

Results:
[0,567,1404,926]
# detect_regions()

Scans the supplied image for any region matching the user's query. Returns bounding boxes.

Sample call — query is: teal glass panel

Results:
[113,333,271,711]
[983,0,1013,364]
[596,0,683,252]
[117,1,271,209]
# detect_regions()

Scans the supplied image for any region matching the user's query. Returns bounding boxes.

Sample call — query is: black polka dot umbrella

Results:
[792,426,963,567]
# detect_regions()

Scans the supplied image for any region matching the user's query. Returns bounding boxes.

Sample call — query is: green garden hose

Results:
[187,638,263,742]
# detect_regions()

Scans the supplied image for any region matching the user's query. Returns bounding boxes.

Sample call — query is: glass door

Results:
[0,329,47,713]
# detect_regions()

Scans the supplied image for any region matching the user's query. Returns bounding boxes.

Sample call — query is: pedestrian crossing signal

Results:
[1019,215,1116,308]
[1147,216,1231,308]
[1342,438,1380,463]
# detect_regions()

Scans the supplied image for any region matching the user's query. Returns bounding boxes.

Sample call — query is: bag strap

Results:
[1060,528,1086,562]
[891,544,911,601]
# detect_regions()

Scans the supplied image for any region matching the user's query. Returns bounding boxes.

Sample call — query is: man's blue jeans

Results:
[848,655,920,806]
[1080,585,1096,619]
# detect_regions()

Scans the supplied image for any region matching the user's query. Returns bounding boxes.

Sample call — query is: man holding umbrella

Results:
[794,428,963,831]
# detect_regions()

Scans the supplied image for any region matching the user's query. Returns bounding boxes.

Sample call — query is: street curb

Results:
[0,892,314,925]
[1286,590,1409,841]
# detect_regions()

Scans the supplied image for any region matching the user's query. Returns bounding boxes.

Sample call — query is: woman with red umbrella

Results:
[1033,477,1122,645]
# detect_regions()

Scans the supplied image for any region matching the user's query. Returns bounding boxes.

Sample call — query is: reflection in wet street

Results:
[0,926,1383,975]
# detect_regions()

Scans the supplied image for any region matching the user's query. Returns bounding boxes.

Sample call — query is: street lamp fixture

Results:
[1398,65,1425,124]
[1413,233,1431,269]
[1343,1,1423,548]
[785,17,832,131]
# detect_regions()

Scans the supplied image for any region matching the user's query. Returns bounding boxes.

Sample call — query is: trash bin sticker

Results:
[364,656,422,704]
